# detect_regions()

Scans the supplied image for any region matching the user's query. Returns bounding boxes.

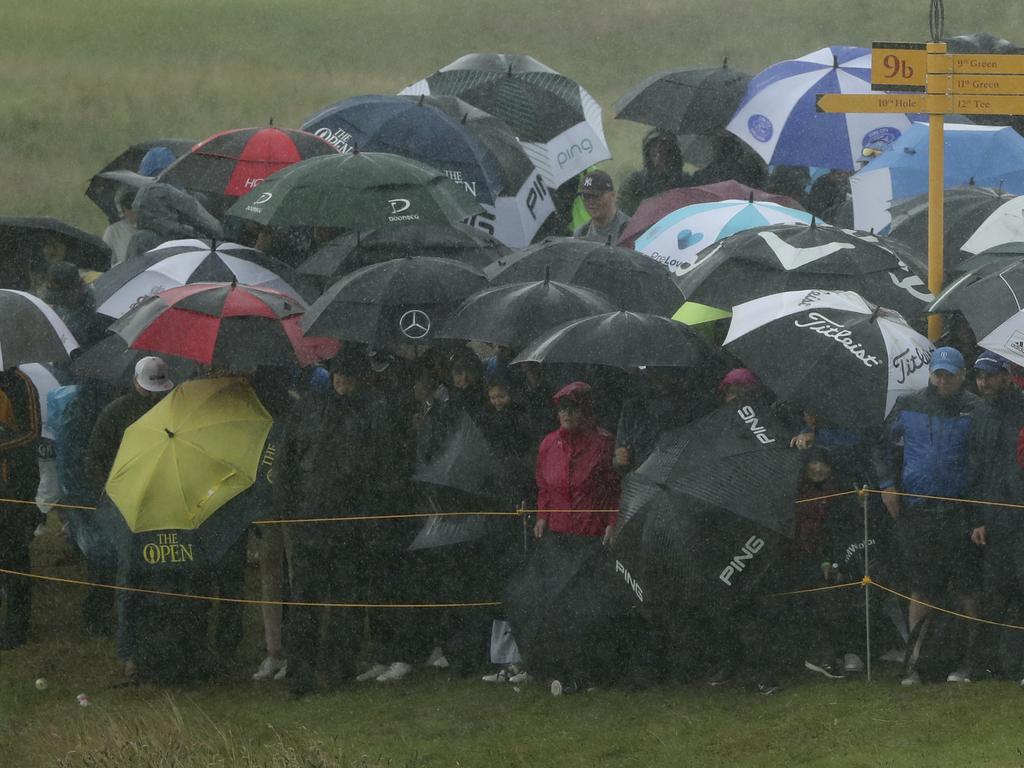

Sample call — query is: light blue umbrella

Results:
[727,46,914,172]
[635,199,812,276]
[851,122,1024,233]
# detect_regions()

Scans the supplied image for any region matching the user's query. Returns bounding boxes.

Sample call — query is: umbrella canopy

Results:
[727,46,914,171]
[614,63,751,136]
[105,377,273,533]
[297,222,509,280]
[511,310,712,369]
[674,222,934,319]
[956,241,1024,275]
[92,238,309,318]
[19,363,65,441]
[400,53,610,187]
[635,199,813,276]
[886,186,1012,278]
[157,127,339,218]
[0,217,111,281]
[438,277,614,348]
[486,237,684,315]
[224,152,483,231]
[301,257,487,347]
[85,139,194,223]
[110,282,323,368]
[851,123,1024,233]
[724,289,934,426]
[961,195,1024,255]
[979,309,1024,367]
[70,333,199,387]
[929,258,1024,339]
[0,290,78,367]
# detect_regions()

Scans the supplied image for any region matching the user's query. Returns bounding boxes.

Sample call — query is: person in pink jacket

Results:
[534,381,620,544]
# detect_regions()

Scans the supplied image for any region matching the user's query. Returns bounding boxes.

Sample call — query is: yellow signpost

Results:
[820,41,1024,340]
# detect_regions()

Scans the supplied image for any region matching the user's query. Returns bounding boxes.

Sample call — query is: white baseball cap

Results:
[134,356,174,393]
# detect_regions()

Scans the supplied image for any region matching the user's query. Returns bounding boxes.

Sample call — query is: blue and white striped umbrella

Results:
[635,199,812,276]
[727,46,914,171]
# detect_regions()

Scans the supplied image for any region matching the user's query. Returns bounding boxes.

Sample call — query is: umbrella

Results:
[956,241,1024,275]
[511,311,712,369]
[157,126,339,218]
[19,363,64,441]
[438,277,614,348]
[979,308,1024,367]
[850,123,1024,233]
[635,198,813,276]
[224,152,483,231]
[91,238,309,318]
[614,62,751,136]
[297,222,509,279]
[886,186,1012,278]
[724,289,934,426]
[929,259,1024,339]
[961,195,1024,255]
[674,222,934,319]
[0,290,78,367]
[618,180,806,249]
[70,333,199,387]
[110,282,323,368]
[0,217,111,281]
[105,377,274,533]
[727,46,914,171]
[85,139,194,223]
[400,53,611,187]
[301,257,487,347]
[486,237,684,315]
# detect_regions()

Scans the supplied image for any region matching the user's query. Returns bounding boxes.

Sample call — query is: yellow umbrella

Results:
[106,377,273,533]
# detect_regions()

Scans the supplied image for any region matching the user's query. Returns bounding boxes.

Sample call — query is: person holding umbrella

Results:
[617,129,689,216]
[572,171,630,244]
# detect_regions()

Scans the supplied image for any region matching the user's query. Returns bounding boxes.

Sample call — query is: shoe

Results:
[946,668,971,683]
[508,670,531,684]
[880,648,905,664]
[804,659,845,679]
[424,646,450,669]
[356,663,388,682]
[252,656,287,681]
[375,661,413,682]
[901,670,922,686]
[273,661,287,681]
[550,679,582,696]
[707,666,734,686]
[33,522,47,538]
[754,677,782,695]
[843,653,866,674]
[482,668,511,683]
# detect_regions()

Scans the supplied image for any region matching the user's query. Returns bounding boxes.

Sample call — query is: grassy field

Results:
[6,2,1024,765]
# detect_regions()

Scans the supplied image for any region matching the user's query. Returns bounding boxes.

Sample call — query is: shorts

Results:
[896,502,982,601]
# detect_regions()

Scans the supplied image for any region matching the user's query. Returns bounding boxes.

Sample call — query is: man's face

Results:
[929,368,965,397]
[975,370,1008,399]
[582,190,616,224]
[648,139,676,170]
[332,373,360,397]
[488,385,511,411]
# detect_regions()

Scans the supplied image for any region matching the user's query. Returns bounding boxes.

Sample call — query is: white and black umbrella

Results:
[724,289,933,426]
[978,309,1024,368]
[91,239,310,319]
[675,222,933,320]
[929,258,1024,339]
[0,290,78,368]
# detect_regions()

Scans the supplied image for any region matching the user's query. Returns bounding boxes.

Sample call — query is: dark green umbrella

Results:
[224,151,483,230]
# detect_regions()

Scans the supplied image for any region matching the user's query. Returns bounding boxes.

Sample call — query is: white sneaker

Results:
[33,522,47,538]
[843,653,865,674]
[273,661,287,680]
[252,656,287,681]
[508,670,531,684]
[356,663,389,682]
[424,646,450,669]
[376,661,413,682]
[482,669,510,683]
[901,670,922,686]
[880,648,905,663]
[946,668,971,683]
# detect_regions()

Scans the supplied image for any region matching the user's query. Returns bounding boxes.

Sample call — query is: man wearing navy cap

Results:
[962,352,1024,682]
[573,170,630,243]
[873,346,981,684]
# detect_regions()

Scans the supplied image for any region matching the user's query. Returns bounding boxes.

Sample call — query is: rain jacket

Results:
[125,183,223,261]
[86,390,158,495]
[872,385,980,506]
[617,129,689,216]
[968,385,1024,533]
[536,424,619,536]
[0,370,41,501]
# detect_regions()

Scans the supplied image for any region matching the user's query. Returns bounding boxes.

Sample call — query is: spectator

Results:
[690,130,767,190]
[572,170,630,243]
[43,262,107,349]
[618,129,689,216]
[103,186,139,268]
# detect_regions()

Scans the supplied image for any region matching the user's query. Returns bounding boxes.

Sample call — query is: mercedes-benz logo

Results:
[398,309,431,340]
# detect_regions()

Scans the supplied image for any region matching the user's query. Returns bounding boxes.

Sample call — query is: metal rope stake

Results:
[861,486,872,683]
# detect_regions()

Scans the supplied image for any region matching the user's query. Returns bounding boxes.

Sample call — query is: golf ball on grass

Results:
[34,678,47,690]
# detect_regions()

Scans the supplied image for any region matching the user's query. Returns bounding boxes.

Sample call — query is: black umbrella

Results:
[511,310,712,369]
[486,237,684,315]
[85,139,195,223]
[723,289,934,427]
[0,218,112,284]
[297,222,509,280]
[929,258,1024,338]
[613,62,751,136]
[674,221,933,319]
[887,186,1012,279]
[438,277,614,348]
[0,289,79,366]
[956,241,1024,275]
[301,257,487,347]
